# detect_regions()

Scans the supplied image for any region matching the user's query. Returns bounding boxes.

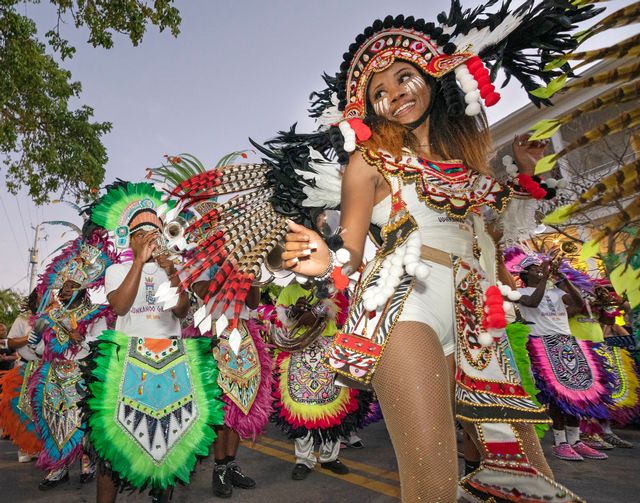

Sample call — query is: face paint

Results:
[403,74,427,97]
[373,96,390,117]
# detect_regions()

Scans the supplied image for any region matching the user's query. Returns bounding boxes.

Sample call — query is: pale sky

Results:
[0,0,634,292]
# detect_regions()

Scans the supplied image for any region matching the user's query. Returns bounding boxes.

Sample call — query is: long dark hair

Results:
[362,68,493,175]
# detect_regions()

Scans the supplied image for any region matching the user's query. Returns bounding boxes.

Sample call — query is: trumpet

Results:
[151,217,187,259]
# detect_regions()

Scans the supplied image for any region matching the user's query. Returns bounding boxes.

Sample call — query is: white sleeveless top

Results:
[371,180,475,262]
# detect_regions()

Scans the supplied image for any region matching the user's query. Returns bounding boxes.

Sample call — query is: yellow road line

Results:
[244,441,401,500]
[257,435,401,483]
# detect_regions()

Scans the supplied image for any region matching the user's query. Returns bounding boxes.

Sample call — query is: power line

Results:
[0,194,24,261]
[13,195,31,247]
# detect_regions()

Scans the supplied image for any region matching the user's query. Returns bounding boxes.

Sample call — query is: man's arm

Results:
[107,261,145,316]
[108,233,157,316]
[518,261,551,308]
[557,274,585,312]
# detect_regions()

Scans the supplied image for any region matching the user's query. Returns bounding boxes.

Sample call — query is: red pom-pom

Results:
[466,58,483,73]
[347,118,372,142]
[332,266,350,291]
[484,92,501,107]
[479,83,495,99]
[475,74,491,88]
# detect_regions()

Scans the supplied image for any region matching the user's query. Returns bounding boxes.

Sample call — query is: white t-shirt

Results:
[8,313,38,362]
[105,262,181,339]
[518,286,571,336]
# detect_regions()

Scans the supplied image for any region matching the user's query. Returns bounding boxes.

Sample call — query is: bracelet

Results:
[316,251,336,282]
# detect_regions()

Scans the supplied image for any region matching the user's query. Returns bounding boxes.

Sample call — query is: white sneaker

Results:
[18,453,33,463]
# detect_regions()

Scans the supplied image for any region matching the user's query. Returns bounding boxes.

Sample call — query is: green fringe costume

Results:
[85,330,224,491]
[505,322,549,438]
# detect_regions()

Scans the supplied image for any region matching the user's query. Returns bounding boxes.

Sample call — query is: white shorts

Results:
[397,259,456,356]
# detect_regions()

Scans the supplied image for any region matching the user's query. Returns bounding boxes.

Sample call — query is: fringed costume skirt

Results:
[527,333,611,419]
[0,362,42,455]
[84,331,224,492]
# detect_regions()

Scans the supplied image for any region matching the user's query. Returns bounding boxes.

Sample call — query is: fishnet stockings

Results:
[372,322,458,502]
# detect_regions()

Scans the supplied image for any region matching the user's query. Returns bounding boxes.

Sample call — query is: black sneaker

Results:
[291,463,312,480]
[320,459,349,475]
[79,471,96,484]
[38,472,70,491]
[150,489,171,503]
[212,464,233,498]
[227,461,256,489]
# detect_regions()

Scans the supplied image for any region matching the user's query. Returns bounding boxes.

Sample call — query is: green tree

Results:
[0,1,181,204]
[0,287,22,327]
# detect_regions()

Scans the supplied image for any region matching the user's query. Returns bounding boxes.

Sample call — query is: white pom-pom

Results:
[478,332,494,347]
[335,248,350,265]
[465,102,482,116]
[499,284,511,296]
[461,80,478,92]
[415,263,431,280]
[406,263,417,276]
[503,301,513,311]
[403,253,420,266]
[502,155,513,166]
[389,264,404,278]
[382,285,395,298]
[363,298,377,313]
[505,164,519,176]
[295,273,308,284]
[391,254,404,267]
[458,74,475,87]
[544,178,558,189]
[464,90,481,104]
[507,290,522,301]
[343,140,356,152]
[557,178,568,189]
[388,275,401,288]
[374,293,387,308]
[362,288,375,301]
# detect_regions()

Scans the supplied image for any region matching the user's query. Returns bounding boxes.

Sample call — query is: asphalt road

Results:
[1,421,638,502]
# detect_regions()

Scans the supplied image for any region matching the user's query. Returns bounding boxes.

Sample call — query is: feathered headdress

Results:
[89,181,168,249]
[36,230,118,311]
[324,1,603,121]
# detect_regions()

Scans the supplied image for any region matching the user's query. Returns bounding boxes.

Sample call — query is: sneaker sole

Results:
[552,454,583,461]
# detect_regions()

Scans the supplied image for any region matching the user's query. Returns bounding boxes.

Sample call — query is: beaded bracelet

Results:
[316,250,336,282]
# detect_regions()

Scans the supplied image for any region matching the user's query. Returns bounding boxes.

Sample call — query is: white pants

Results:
[294,433,340,469]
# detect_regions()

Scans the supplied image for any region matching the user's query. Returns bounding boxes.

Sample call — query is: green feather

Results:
[91,182,166,231]
[505,323,549,438]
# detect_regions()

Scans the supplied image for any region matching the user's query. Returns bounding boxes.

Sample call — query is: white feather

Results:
[447,10,530,55]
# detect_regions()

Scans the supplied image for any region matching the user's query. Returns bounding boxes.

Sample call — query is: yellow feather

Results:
[529,119,563,141]
[530,76,568,99]
[534,154,558,174]
[542,204,577,225]
[580,239,601,260]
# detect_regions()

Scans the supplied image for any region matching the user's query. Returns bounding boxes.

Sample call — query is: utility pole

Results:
[28,224,41,293]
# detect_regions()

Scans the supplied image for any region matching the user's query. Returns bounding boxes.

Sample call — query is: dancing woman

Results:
[279,13,584,503]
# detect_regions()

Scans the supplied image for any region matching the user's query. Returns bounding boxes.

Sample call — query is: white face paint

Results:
[373,96,390,117]
[403,74,427,97]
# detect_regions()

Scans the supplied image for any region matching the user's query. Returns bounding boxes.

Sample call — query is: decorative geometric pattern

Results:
[541,333,594,391]
[216,322,261,415]
[288,338,340,406]
[41,361,84,451]
[116,337,199,465]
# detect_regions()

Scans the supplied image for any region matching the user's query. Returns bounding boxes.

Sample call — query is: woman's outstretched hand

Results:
[512,133,550,176]
[282,220,331,277]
